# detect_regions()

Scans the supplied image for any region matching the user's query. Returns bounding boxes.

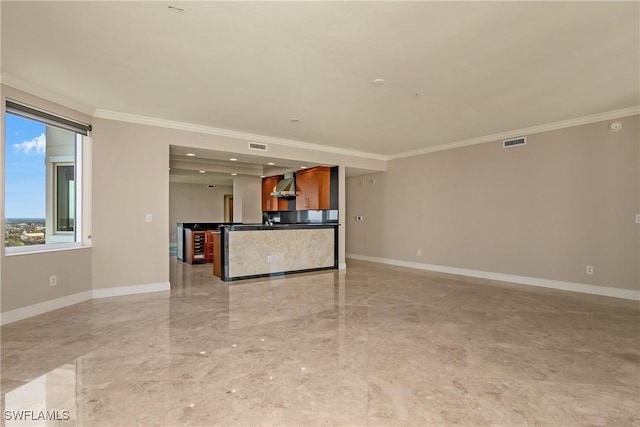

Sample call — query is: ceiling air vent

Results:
[503,137,526,148]
[248,141,268,152]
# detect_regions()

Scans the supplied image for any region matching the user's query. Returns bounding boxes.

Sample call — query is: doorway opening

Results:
[224,195,233,222]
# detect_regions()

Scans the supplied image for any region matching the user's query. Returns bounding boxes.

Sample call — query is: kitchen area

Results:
[172,154,340,282]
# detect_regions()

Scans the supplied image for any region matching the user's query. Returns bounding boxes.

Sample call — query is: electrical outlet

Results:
[145,213,153,223]
[636,214,640,224]
[417,249,422,256]
[586,265,594,275]
[267,255,272,263]
[49,275,57,287]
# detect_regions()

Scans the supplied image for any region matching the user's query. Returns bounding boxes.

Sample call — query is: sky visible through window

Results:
[5,113,46,219]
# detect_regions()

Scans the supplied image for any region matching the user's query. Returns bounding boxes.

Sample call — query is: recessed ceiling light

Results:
[199,170,206,174]
[186,153,196,157]
[267,162,275,166]
[372,78,385,85]
[290,118,300,122]
[231,173,238,176]
[229,158,238,161]
[260,175,266,178]
[300,166,307,169]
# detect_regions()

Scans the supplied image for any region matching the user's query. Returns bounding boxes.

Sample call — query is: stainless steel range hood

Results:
[270,172,297,197]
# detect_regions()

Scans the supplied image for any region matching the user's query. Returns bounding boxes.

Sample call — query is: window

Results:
[4,100,90,253]
[56,164,75,233]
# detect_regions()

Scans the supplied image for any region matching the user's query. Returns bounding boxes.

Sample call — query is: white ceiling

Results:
[2,1,639,158]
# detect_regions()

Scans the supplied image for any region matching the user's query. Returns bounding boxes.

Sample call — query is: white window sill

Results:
[4,243,92,257]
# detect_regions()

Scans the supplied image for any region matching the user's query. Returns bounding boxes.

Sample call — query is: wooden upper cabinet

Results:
[296,166,331,210]
[262,175,279,211]
[262,175,287,211]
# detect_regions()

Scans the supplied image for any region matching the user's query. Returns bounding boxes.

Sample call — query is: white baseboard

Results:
[1,282,171,326]
[1,290,93,326]
[92,281,170,299]
[346,253,640,301]
[339,262,347,270]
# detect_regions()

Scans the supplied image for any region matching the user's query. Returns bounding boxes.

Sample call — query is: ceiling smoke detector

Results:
[608,121,622,132]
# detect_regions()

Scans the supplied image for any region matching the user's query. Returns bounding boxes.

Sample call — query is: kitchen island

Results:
[216,224,339,281]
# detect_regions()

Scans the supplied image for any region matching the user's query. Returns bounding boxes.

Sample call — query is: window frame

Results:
[4,100,91,256]
[53,161,75,235]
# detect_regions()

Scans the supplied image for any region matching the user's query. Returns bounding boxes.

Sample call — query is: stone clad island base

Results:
[219,224,339,281]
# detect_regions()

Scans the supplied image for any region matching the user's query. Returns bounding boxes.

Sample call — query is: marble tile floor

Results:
[1,258,639,426]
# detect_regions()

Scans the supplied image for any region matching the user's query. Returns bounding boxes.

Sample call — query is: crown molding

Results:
[4,73,637,162]
[93,109,388,161]
[388,106,640,160]
[1,73,95,117]
[95,105,639,163]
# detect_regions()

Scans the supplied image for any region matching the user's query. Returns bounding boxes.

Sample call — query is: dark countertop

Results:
[177,222,241,230]
[220,223,339,231]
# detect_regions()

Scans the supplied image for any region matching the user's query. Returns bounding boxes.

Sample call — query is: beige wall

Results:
[232,177,262,224]
[1,85,94,311]
[347,116,640,291]
[91,119,170,290]
[169,182,232,240]
[1,249,92,312]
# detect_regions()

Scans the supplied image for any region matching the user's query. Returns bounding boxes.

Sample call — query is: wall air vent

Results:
[248,142,268,152]
[503,137,526,148]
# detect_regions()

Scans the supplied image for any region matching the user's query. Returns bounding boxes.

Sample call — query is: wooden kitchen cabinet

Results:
[296,166,331,210]
[212,231,222,277]
[262,175,288,211]
[185,229,207,264]
[205,230,215,263]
